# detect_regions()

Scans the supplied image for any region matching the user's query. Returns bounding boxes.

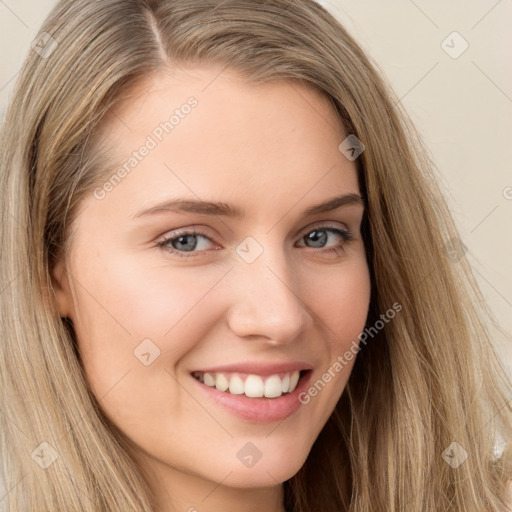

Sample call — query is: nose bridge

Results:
[225,238,311,342]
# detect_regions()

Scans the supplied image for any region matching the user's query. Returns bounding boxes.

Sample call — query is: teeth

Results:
[203,373,215,387]
[215,372,229,392]
[245,374,264,397]
[264,375,283,398]
[289,370,300,392]
[229,375,245,395]
[281,373,290,393]
[193,370,302,398]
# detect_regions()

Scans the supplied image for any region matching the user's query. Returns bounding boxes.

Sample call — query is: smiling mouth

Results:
[191,369,311,399]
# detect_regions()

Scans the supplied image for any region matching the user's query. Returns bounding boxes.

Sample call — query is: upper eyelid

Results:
[162,220,349,235]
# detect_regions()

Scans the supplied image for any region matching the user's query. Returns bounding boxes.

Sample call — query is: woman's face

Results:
[53,65,371,508]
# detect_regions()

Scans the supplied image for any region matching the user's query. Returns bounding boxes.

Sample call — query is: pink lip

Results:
[191,369,313,423]
[191,361,313,376]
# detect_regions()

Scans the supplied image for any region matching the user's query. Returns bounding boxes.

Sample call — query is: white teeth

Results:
[289,370,300,392]
[194,369,303,398]
[215,373,229,392]
[244,375,264,397]
[229,375,245,395]
[281,373,290,393]
[203,372,215,387]
[264,375,283,398]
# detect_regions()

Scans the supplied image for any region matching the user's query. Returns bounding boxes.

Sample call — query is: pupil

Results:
[174,235,197,252]
[307,230,327,248]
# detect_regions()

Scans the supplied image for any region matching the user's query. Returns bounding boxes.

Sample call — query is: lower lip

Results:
[191,370,313,423]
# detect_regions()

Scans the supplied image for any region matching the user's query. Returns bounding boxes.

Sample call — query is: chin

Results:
[217,448,309,488]
[221,467,299,489]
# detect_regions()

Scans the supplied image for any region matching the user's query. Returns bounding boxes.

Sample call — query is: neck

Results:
[141,457,287,512]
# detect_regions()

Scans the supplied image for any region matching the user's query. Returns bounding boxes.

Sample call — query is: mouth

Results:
[189,368,314,423]
[190,369,311,399]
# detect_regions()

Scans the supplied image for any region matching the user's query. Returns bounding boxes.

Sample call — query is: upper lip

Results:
[191,361,314,376]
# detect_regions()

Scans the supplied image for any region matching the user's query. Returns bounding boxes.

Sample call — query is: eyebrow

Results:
[132,192,365,220]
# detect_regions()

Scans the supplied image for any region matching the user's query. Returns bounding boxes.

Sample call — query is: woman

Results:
[0,0,511,510]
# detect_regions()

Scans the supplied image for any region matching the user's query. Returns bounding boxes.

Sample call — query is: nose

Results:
[224,246,313,344]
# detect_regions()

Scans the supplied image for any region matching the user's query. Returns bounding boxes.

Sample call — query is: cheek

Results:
[71,251,226,348]
[310,256,371,347]
[68,252,228,398]
[279,266,369,442]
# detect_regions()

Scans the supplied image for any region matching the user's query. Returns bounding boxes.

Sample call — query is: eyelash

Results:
[155,224,355,259]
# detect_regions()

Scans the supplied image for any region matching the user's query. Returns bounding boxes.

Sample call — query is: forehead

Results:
[88,64,360,220]
[107,64,340,129]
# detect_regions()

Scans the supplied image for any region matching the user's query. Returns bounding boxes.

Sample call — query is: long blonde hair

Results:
[1,0,511,510]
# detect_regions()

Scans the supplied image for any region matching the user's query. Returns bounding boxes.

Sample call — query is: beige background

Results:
[1,0,511,378]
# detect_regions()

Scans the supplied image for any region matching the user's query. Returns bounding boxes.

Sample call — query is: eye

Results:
[156,228,219,258]
[296,225,355,255]
[155,224,355,259]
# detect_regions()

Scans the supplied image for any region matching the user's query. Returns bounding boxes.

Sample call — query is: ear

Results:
[51,257,74,319]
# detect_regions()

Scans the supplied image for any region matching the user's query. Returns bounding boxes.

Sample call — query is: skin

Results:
[52,64,371,512]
